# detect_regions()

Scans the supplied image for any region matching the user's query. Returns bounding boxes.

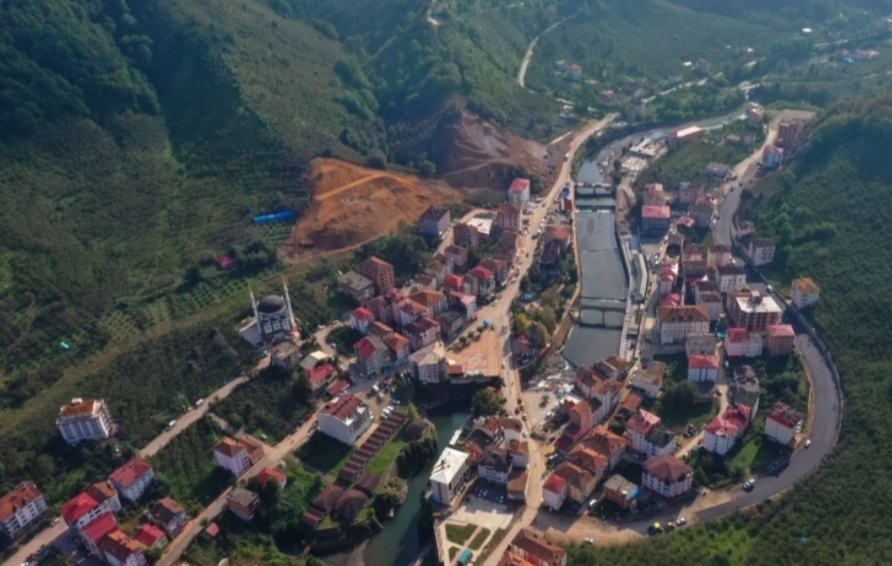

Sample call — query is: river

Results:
[327,406,470,566]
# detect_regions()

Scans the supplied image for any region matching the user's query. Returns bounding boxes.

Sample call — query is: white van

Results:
[166,420,177,431]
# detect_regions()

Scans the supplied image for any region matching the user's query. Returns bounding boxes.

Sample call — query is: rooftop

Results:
[767,324,796,338]
[642,205,671,219]
[511,529,566,565]
[0,482,44,522]
[81,513,118,544]
[792,277,820,294]
[320,394,368,423]
[767,401,804,429]
[626,409,661,436]
[133,524,166,547]
[643,454,692,483]
[430,448,469,486]
[108,457,150,484]
[59,398,105,419]
[99,530,142,562]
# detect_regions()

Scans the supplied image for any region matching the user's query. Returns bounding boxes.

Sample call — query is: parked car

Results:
[676,517,687,526]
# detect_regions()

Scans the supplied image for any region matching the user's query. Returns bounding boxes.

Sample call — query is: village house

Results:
[566,445,608,484]
[466,266,497,299]
[354,335,392,377]
[79,513,118,558]
[57,398,114,445]
[642,455,693,499]
[337,271,375,304]
[725,328,763,358]
[430,448,472,506]
[99,530,146,566]
[688,354,720,382]
[657,305,710,344]
[359,256,396,294]
[542,474,568,511]
[453,222,479,248]
[603,475,639,510]
[767,324,796,356]
[318,394,373,446]
[226,487,261,521]
[0,482,47,540]
[384,332,411,365]
[258,468,288,490]
[715,264,747,293]
[444,244,469,271]
[625,410,677,458]
[629,361,665,399]
[641,205,671,235]
[791,278,820,309]
[728,291,782,332]
[748,238,776,266]
[581,427,628,471]
[552,461,596,505]
[213,437,264,477]
[86,482,120,515]
[108,457,154,503]
[149,497,186,537]
[508,178,531,206]
[508,529,567,566]
[61,493,112,532]
[765,402,804,446]
[686,334,717,357]
[419,206,450,238]
[705,162,730,179]
[703,406,752,456]
[350,306,375,334]
[410,342,447,383]
[450,291,478,320]
[497,202,522,231]
[133,524,167,551]
[307,363,338,394]
[762,145,783,168]
[442,273,463,294]
[478,449,513,485]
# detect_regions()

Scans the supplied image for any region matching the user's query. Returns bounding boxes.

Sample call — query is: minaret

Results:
[249,286,261,335]
[282,277,298,334]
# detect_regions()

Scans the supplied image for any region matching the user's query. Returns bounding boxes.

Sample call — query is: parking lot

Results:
[470,480,509,506]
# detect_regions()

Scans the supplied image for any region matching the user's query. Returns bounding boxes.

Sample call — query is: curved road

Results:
[517,16,574,88]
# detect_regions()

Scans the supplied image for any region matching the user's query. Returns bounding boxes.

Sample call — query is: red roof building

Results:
[108,457,154,502]
[80,512,119,557]
[61,493,100,528]
[133,524,167,550]
[258,468,288,489]
[307,363,338,390]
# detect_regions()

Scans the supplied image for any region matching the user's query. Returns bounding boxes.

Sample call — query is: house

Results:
[538,240,562,272]
[420,206,450,238]
[567,63,582,81]
[552,461,596,504]
[730,370,761,421]
[150,498,186,537]
[213,437,264,477]
[350,307,375,334]
[466,266,496,299]
[682,259,707,280]
[689,196,715,227]
[762,145,783,168]
[478,449,513,485]
[616,393,643,420]
[337,271,375,304]
[497,202,522,231]
[776,121,800,147]
[624,409,660,453]
[641,205,671,235]
[728,291,782,332]
[566,445,607,483]
[677,181,703,205]
[659,263,677,296]
[715,264,747,293]
[499,228,521,256]
[409,290,448,316]
[359,256,395,294]
[87,482,121,515]
[410,342,447,383]
[686,334,717,357]
[590,381,622,424]
[443,274,464,294]
[80,513,119,557]
[644,183,664,205]
[703,406,751,456]
[430,448,472,506]
[507,469,529,502]
[682,244,703,263]
[318,394,373,446]
[629,362,665,399]
[133,524,167,551]
[444,245,469,271]
[600,90,618,106]
[791,278,820,309]
[366,296,393,326]
[725,328,763,358]
[451,292,478,320]
[258,468,287,490]
[581,427,628,471]
[99,530,146,566]
[61,493,104,531]
[765,402,803,446]
[354,336,392,377]
[509,529,567,566]
[767,324,796,356]
[307,363,338,394]
[748,106,764,126]
[479,257,509,284]
[748,238,775,266]
[508,178,531,206]
[384,332,411,365]
[453,222,479,248]
[642,455,693,499]
[509,440,530,469]
[0,482,47,540]
[597,356,630,381]
[694,286,722,321]
[108,457,154,503]
[57,398,114,445]
[415,273,438,290]
[270,340,301,369]
[424,258,449,284]
[687,353,719,382]
[574,366,609,400]
[404,316,441,350]
[603,475,639,510]
[705,162,730,179]
[227,487,261,521]
[199,522,220,543]
[657,305,710,345]
[501,417,524,444]
[367,320,394,341]
[542,474,568,511]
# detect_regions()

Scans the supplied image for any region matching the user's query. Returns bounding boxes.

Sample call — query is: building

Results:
[791,278,820,309]
[507,469,529,502]
[567,63,582,81]
[409,289,448,317]
[337,271,375,304]
[444,245,468,271]
[307,363,338,394]
[603,475,639,510]
[466,266,496,299]
[657,305,710,345]
[497,202,522,232]
[318,394,373,446]
[565,445,607,483]
[270,340,301,368]
[61,492,104,531]
[725,328,763,358]
[133,524,167,551]
[354,336,391,377]
[213,437,264,477]
[767,324,796,356]
[248,284,299,344]
[420,206,450,238]
[728,291,782,332]
[509,529,567,566]
[748,106,764,126]
[430,448,472,506]
[687,354,719,382]
[748,238,775,266]
[359,256,396,293]
[0,482,47,539]
[258,468,287,490]
[80,513,118,557]
[552,461,596,505]
[57,398,114,445]
[762,145,783,168]
[697,290,723,322]
[776,121,800,147]
[689,196,715,227]
[707,244,731,268]
[642,455,693,499]
[705,162,730,179]
[404,316,441,350]
[436,309,466,341]
[765,402,804,446]
[629,362,665,399]
[478,450,513,485]
[703,406,751,456]
[686,334,717,357]
[149,498,186,537]
[625,409,660,453]
[349,307,375,335]
[384,333,411,365]
[715,264,747,293]
[453,222,479,248]
[410,342,447,383]
[508,178,531,206]
[226,487,260,521]
[641,205,671,235]
[542,473,568,511]
[581,427,628,471]
[86,482,121,515]
[99,530,146,566]
[509,440,530,469]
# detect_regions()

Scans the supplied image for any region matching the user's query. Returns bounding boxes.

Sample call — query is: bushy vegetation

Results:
[634,138,751,191]
[569,93,892,565]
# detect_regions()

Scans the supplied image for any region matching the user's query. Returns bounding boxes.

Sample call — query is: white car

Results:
[805,439,812,448]
[676,517,687,526]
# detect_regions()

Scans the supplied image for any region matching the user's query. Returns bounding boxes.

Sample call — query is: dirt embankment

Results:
[436,111,560,191]
[281,158,459,260]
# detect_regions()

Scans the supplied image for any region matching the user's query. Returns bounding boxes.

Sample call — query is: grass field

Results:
[729,433,786,474]
[469,527,491,551]
[365,430,409,477]
[446,523,477,545]
[295,433,355,477]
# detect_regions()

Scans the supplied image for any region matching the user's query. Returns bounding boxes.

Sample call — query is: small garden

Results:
[295,433,354,477]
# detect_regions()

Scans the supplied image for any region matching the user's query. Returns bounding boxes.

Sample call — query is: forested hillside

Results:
[570,94,892,565]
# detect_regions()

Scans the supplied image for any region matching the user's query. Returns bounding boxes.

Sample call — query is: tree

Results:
[528,322,549,348]
[663,381,697,411]
[514,313,531,336]
[471,389,502,417]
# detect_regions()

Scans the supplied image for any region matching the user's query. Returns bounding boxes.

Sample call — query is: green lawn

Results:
[365,429,409,477]
[469,527,491,551]
[295,433,355,477]
[729,433,786,474]
[448,546,459,562]
[446,523,477,545]
[654,399,718,429]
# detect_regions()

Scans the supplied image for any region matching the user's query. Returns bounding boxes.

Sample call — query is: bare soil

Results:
[281,158,459,259]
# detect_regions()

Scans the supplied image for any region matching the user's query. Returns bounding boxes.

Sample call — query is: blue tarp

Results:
[253,211,296,224]
[630,487,640,499]
[458,549,472,565]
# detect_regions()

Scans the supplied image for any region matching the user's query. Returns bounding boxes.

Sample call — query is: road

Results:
[517,16,575,89]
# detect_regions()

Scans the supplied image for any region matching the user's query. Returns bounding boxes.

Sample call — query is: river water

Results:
[326,406,470,566]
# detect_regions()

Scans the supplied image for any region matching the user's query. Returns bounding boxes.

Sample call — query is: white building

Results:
[791,278,820,309]
[57,398,114,445]
[318,394,373,446]
[410,342,447,384]
[749,238,775,266]
[725,328,763,358]
[509,440,529,468]
[430,448,471,506]
[687,354,719,382]
[642,455,693,499]
[508,178,531,207]
[715,265,747,293]
[213,437,264,477]
[542,474,568,511]
[703,406,751,456]
[656,305,710,345]
[99,530,146,566]
[0,482,47,539]
[478,450,513,485]
[624,409,660,453]
[629,362,665,399]
[108,457,154,502]
[765,402,803,446]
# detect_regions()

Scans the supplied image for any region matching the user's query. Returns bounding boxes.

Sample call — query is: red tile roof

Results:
[351,307,375,322]
[87,482,118,506]
[133,523,166,548]
[99,530,142,563]
[326,379,350,397]
[0,482,44,522]
[80,512,118,544]
[61,492,99,523]
[766,401,803,429]
[468,266,494,280]
[320,394,365,422]
[727,327,749,342]
[642,205,671,219]
[509,178,530,193]
[643,455,692,484]
[109,457,153,489]
[353,337,379,360]
[689,354,720,370]
[542,474,567,495]
[767,324,795,338]
[626,409,660,436]
[258,468,287,487]
[511,529,566,565]
[308,363,337,385]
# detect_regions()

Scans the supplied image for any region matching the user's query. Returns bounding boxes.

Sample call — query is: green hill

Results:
[569,94,892,565]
